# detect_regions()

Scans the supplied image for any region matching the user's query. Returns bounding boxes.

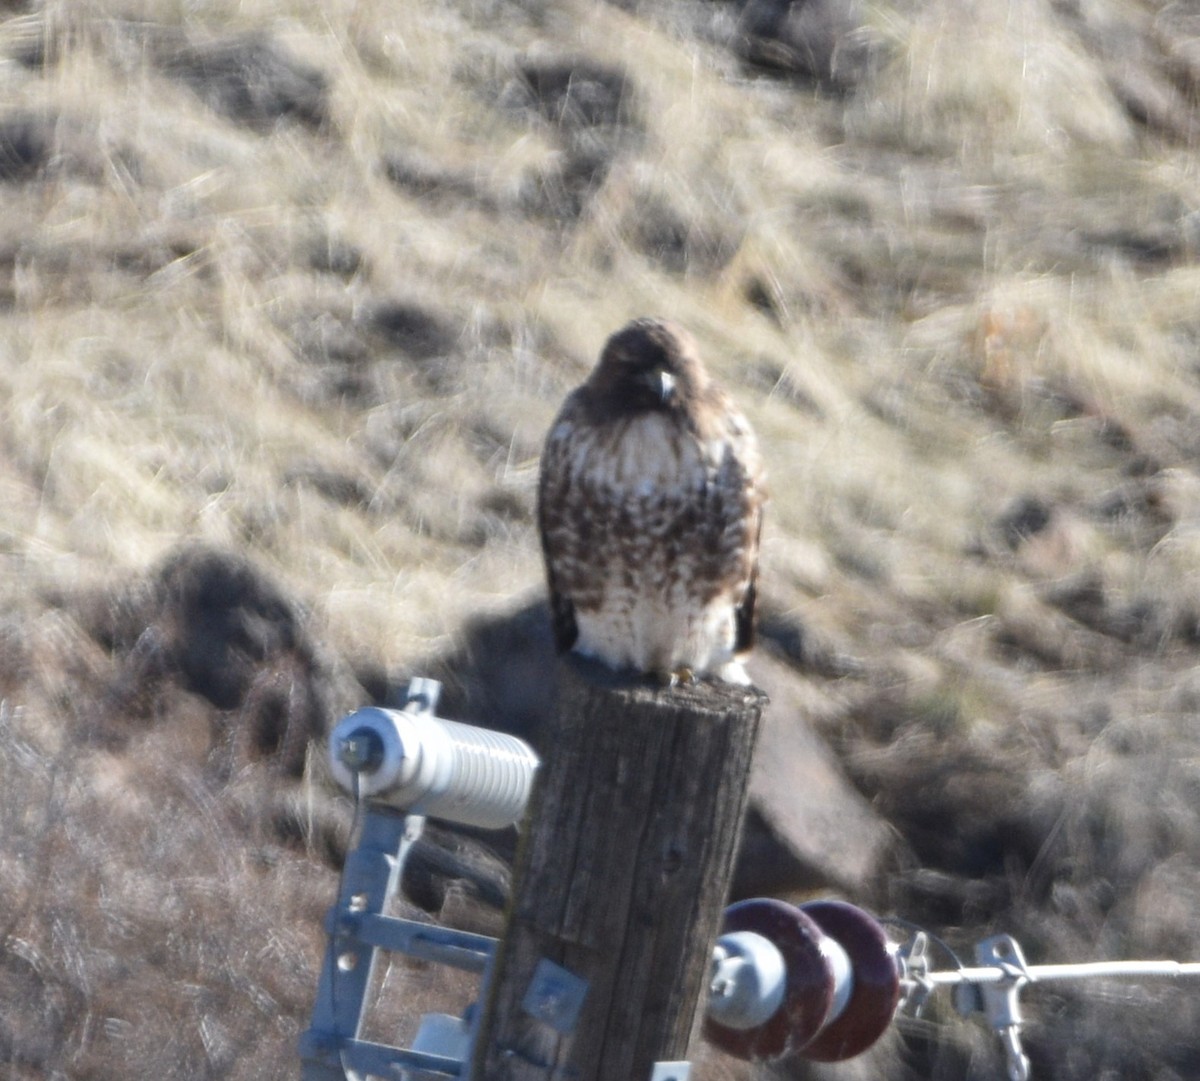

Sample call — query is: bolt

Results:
[338,727,384,772]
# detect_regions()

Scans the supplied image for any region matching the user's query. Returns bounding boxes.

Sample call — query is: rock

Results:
[738,653,893,900]
[366,299,459,360]
[728,0,887,91]
[0,113,49,181]
[75,544,361,776]
[502,54,639,220]
[157,32,328,130]
[422,599,892,900]
[511,56,634,129]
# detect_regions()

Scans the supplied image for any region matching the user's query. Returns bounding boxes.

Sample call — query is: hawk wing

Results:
[537,393,584,654]
[734,510,761,656]
[708,397,764,659]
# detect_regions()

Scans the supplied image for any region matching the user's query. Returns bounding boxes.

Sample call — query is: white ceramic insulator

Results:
[819,932,855,1023]
[708,931,788,1030]
[328,707,539,830]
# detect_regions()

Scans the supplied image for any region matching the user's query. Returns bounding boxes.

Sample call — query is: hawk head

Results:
[586,317,710,416]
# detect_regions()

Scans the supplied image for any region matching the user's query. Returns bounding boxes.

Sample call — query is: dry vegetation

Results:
[2,0,1200,1078]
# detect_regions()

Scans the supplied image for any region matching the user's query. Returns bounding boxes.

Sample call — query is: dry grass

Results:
[3,0,1200,1077]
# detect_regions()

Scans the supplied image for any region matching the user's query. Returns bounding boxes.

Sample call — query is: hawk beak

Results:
[632,366,677,405]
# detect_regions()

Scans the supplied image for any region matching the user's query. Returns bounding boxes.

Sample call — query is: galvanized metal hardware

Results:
[301,679,526,1081]
[894,926,1200,1081]
[973,936,1032,1081]
[649,1062,691,1081]
[521,957,590,1034]
[300,806,475,1081]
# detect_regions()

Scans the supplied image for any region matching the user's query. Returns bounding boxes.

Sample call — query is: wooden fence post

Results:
[469,657,768,1081]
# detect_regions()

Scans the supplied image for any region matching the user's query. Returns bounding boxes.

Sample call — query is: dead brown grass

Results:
[3,0,1200,1078]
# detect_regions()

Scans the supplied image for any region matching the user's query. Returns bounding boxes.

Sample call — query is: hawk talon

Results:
[658,666,696,688]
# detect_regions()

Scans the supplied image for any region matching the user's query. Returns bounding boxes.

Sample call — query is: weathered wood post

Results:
[470,657,768,1081]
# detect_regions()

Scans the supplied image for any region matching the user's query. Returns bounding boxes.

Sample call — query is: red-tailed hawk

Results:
[538,317,765,685]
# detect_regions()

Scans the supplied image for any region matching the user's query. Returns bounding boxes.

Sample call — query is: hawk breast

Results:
[539,391,763,680]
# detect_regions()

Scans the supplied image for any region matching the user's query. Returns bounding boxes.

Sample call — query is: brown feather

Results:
[537,318,765,682]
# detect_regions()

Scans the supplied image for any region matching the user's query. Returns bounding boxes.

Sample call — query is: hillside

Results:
[2,0,1200,1078]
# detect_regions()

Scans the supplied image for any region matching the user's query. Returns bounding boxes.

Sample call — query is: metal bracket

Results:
[897,930,936,1017]
[300,803,501,1080]
[650,1062,691,1081]
[403,676,442,715]
[521,957,590,1034]
[300,678,504,1081]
